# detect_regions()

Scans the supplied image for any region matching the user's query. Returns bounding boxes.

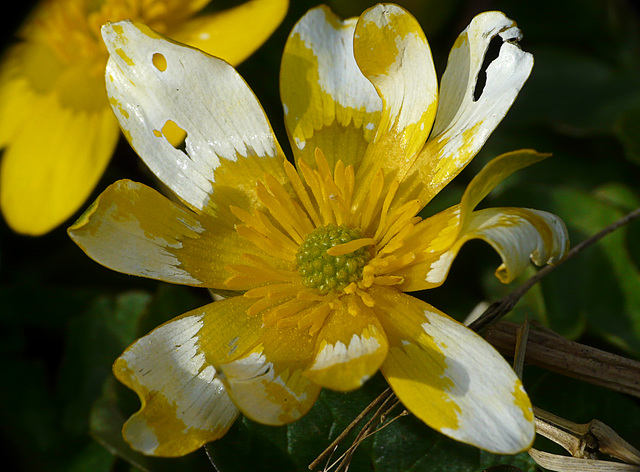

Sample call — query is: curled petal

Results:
[418,206,568,288]
[387,150,568,290]
[459,207,569,283]
[102,20,286,216]
[374,287,535,454]
[414,11,534,204]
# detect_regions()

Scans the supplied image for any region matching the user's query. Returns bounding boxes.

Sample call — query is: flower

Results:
[0,0,288,235]
[69,4,570,458]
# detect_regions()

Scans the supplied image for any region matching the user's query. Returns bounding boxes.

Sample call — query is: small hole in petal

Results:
[473,36,502,102]
[152,52,167,72]
[161,120,187,152]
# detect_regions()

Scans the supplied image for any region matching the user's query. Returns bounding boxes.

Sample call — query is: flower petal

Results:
[68,180,280,288]
[280,5,381,170]
[414,11,534,204]
[373,287,535,454]
[102,20,286,216]
[353,4,438,195]
[459,150,549,217]
[0,42,119,235]
[217,322,321,425]
[171,0,288,66]
[304,295,388,391]
[455,206,570,284]
[389,150,568,290]
[114,304,249,456]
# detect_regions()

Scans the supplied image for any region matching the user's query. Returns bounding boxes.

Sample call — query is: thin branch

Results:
[308,388,393,470]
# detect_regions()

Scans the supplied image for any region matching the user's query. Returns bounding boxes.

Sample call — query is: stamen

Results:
[263,173,315,237]
[376,179,400,237]
[344,283,376,307]
[298,158,334,225]
[283,159,321,227]
[256,181,304,245]
[231,206,298,256]
[358,169,385,234]
[224,254,297,289]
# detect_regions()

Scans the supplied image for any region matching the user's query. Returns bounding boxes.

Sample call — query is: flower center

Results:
[296,224,371,294]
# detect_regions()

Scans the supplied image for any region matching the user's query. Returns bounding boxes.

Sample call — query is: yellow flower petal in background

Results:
[70,3,571,457]
[0,0,288,235]
[171,0,288,66]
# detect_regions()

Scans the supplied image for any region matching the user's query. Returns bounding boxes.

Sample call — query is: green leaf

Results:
[615,106,640,166]
[58,291,153,436]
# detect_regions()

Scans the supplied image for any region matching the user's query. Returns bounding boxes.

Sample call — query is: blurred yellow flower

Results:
[0,0,288,235]
[70,4,569,457]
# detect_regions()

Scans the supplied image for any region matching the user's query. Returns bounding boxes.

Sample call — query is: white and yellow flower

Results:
[69,4,569,457]
[0,0,288,235]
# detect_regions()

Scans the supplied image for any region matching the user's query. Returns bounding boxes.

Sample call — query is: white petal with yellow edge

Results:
[374,288,534,454]
[304,298,388,391]
[102,20,281,214]
[418,11,534,203]
[280,6,381,169]
[114,313,239,457]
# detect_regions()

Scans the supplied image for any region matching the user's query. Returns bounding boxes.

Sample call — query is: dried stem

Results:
[308,388,393,471]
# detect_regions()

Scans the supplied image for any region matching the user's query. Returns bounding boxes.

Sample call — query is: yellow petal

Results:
[386,205,462,292]
[102,20,287,217]
[113,297,261,456]
[280,5,381,171]
[0,83,118,235]
[218,319,321,425]
[459,150,550,217]
[352,4,438,203]
[171,0,288,66]
[304,295,388,391]
[412,11,534,205]
[68,180,285,288]
[373,287,535,454]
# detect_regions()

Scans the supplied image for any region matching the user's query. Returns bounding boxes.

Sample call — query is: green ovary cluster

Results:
[296,224,371,294]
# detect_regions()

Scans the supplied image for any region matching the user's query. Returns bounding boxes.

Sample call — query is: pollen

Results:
[296,224,372,294]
